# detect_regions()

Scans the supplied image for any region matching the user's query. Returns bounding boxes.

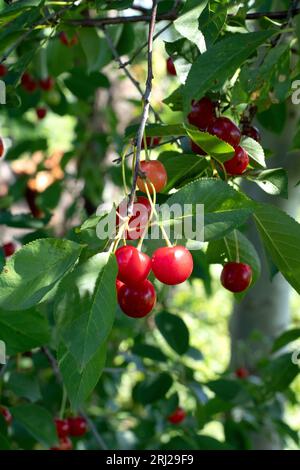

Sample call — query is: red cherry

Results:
[36,107,47,120]
[68,416,87,437]
[221,262,252,293]
[141,136,161,149]
[224,146,249,175]
[0,64,7,77]
[21,73,37,93]
[69,35,78,47]
[115,245,151,287]
[137,160,167,194]
[188,97,216,130]
[2,242,16,257]
[235,367,250,379]
[0,137,4,158]
[190,139,207,156]
[118,279,156,318]
[151,246,193,285]
[51,436,73,450]
[39,77,54,91]
[55,418,70,438]
[166,57,176,76]
[0,406,12,425]
[21,72,31,85]
[168,407,186,425]
[242,125,261,143]
[208,117,241,148]
[59,31,69,46]
[117,196,152,240]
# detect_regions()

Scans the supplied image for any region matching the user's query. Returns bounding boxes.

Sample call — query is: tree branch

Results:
[127,0,158,217]
[102,26,161,123]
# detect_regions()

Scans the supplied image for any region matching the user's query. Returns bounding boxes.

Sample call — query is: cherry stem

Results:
[137,184,156,251]
[234,229,240,263]
[224,237,232,261]
[143,133,150,161]
[121,144,130,196]
[144,181,172,248]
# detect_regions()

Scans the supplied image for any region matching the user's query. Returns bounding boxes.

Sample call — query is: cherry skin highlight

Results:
[115,245,151,287]
[3,242,16,257]
[166,57,176,76]
[188,97,216,130]
[208,117,241,148]
[0,406,12,425]
[168,407,186,424]
[221,262,252,293]
[137,160,167,194]
[151,246,194,285]
[224,146,249,175]
[55,418,70,438]
[68,416,87,437]
[116,196,151,240]
[117,279,156,318]
[235,367,250,379]
[242,125,261,143]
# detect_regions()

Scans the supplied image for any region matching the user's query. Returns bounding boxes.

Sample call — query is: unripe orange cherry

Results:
[137,160,167,194]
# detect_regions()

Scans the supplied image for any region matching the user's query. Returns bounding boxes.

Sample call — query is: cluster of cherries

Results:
[21,72,54,120]
[52,416,87,451]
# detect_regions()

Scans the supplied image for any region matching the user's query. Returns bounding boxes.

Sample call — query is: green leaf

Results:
[11,404,57,448]
[0,433,10,450]
[183,30,274,113]
[246,168,288,199]
[133,372,173,404]
[132,343,167,362]
[200,3,227,46]
[206,230,261,288]
[65,68,109,100]
[58,342,107,410]
[0,239,82,311]
[186,125,235,161]
[174,0,208,53]
[163,86,184,112]
[78,29,103,73]
[261,353,299,393]
[257,103,287,135]
[0,211,50,229]
[272,328,300,353]
[254,204,300,294]
[62,253,117,370]
[205,379,244,402]
[125,123,185,138]
[241,136,266,168]
[8,372,41,402]
[0,308,50,355]
[155,312,189,355]
[195,435,233,450]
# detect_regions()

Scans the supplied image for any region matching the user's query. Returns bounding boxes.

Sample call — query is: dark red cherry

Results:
[0,137,4,158]
[168,407,186,424]
[36,107,47,120]
[39,77,54,91]
[151,246,193,285]
[59,31,69,46]
[21,73,37,92]
[208,117,241,148]
[0,64,7,77]
[141,136,161,149]
[2,242,16,257]
[242,125,261,143]
[116,196,151,240]
[115,245,151,287]
[55,418,70,438]
[188,97,216,130]
[166,57,177,76]
[190,139,207,156]
[117,279,156,318]
[0,406,12,425]
[51,436,73,450]
[235,367,250,379]
[221,262,252,293]
[68,416,87,437]
[224,146,249,175]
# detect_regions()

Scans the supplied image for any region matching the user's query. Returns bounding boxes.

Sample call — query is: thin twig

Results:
[41,346,108,451]
[127,0,158,217]
[65,7,300,28]
[102,26,161,123]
